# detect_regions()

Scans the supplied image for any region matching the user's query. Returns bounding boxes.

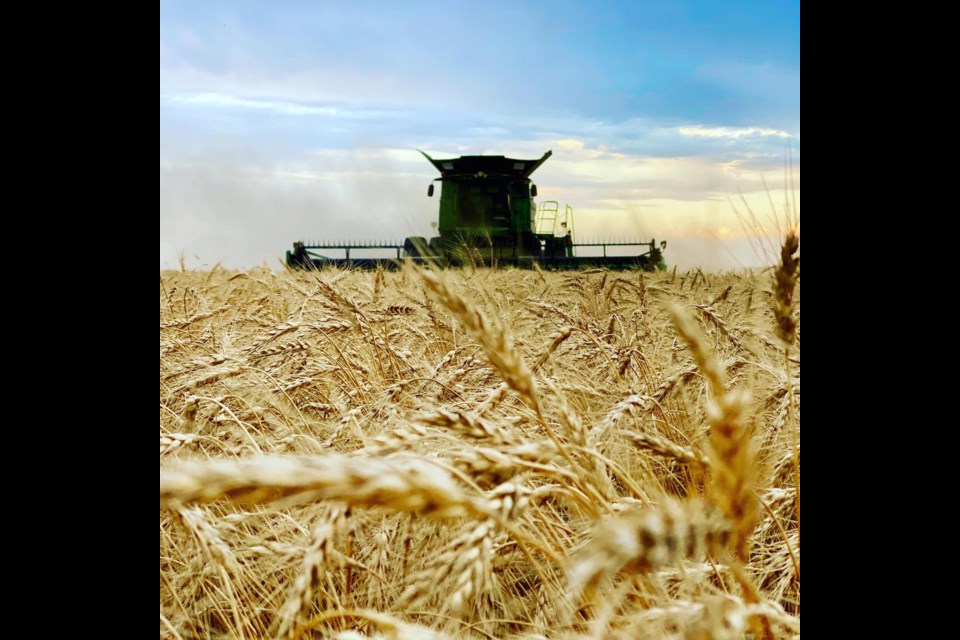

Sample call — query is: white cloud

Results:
[167,92,410,119]
[555,138,585,150]
[678,125,792,139]
[174,92,337,115]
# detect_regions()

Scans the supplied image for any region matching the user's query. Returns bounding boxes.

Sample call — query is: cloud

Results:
[555,138,585,150]
[160,144,439,269]
[678,125,793,139]
[167,92,410,120]
[172,93,339,116]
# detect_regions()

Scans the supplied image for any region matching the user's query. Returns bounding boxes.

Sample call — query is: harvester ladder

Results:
[536,201,560,235]
[537,201,575,232]
[537,202,576,251]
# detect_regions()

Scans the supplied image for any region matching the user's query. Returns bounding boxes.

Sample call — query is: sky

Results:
[159,0,800,270]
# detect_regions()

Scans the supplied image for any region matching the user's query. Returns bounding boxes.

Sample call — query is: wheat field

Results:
[159,249,800,639]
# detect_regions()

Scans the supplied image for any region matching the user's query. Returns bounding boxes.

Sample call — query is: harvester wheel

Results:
[403,236,429,258]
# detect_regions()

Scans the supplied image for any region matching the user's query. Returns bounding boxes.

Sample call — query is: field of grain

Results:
[159,252,800,639]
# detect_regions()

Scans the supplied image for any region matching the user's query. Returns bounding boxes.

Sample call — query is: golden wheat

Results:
[160,265,799,639]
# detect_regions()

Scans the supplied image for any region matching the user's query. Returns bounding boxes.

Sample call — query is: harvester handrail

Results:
[298,241,405,249]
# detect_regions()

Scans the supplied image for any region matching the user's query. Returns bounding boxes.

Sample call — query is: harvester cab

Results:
[286,150,666,270]
[408,150,571,261]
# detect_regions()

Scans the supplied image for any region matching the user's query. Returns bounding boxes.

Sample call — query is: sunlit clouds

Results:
[678,125,792,139]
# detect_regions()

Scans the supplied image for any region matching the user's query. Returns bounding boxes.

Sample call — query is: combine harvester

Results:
[286,150,666,270]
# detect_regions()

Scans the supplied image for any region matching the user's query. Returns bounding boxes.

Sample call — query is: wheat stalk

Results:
[274,507,346,639]
[620,430,710,468]
[160,454,488,519]
[419,270,538,411]
[773,231,800,346]
[568,498,729,597]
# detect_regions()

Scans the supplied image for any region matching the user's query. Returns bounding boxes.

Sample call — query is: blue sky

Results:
[160,0,800,269]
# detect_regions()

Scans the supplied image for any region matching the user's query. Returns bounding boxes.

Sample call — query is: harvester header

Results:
[286,149,665,270]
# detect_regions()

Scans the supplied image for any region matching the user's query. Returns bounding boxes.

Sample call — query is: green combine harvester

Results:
[286,150,666,270]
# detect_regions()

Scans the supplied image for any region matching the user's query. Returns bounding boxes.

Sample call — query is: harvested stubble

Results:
[160,262,799,639]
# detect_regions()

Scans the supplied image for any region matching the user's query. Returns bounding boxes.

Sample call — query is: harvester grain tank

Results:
[286,150,666,270]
